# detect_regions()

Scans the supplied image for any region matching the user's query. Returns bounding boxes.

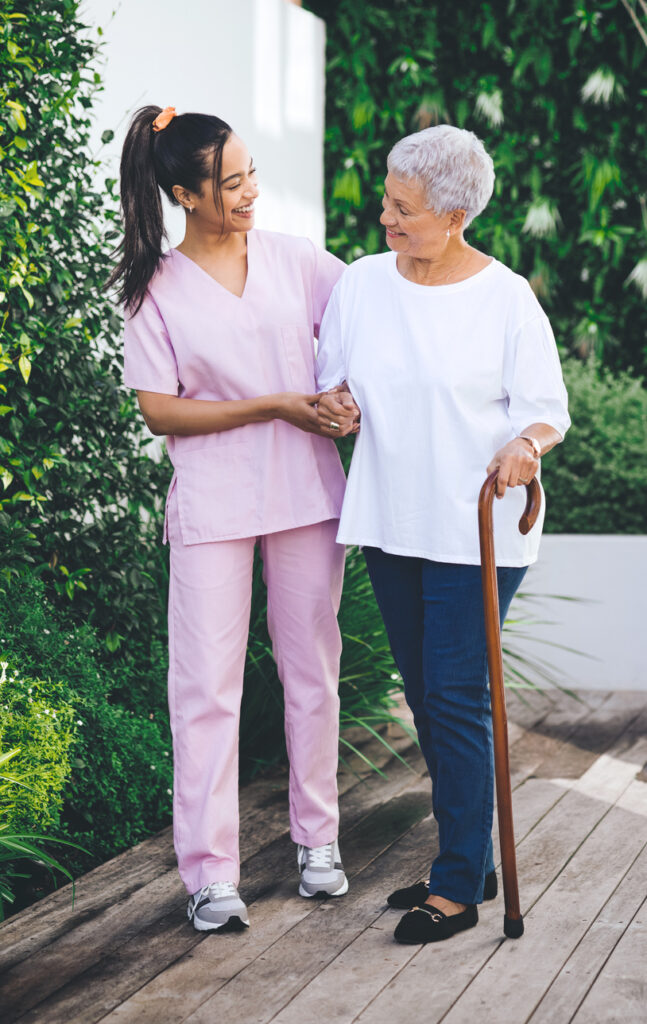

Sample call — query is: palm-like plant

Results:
[0,748,86,920]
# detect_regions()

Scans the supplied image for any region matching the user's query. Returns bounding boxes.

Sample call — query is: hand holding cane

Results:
[478,471,541,939]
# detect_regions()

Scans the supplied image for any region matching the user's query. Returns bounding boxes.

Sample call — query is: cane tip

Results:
[504,914,524,939]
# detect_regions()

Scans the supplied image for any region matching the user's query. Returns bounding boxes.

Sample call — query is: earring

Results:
[446,229,450,238]
[189,207,194,214]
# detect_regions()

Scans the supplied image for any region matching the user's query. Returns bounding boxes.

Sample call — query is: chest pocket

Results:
[280,325,315,391]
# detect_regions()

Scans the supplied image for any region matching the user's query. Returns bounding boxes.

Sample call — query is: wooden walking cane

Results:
[478,470,542,939]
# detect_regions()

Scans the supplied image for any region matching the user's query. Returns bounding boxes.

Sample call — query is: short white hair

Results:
[387,125,495,228]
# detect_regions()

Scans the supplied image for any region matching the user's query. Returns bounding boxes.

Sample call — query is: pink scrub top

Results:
[123,229,347,545]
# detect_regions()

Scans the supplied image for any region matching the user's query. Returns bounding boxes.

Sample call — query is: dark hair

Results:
[108,105,232,312]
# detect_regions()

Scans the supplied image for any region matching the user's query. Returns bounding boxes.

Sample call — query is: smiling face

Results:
[380,172,465,257]
[174,133,259,234]
[216,134,259,232]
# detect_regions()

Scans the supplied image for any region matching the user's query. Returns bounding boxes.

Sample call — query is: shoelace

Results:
[188,880,238,920]
[305,843,333,869]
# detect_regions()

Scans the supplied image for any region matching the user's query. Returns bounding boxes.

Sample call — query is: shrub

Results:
[0,661,82,915]
[0,575,173,874]
[542,359,647,533]
[0,661,76,835]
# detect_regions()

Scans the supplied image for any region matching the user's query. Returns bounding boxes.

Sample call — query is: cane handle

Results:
[478,472,541,535]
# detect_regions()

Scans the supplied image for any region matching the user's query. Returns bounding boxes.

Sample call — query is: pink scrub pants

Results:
[166,487,345,894]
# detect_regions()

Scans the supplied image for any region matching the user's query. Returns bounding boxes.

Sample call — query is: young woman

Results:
[110,105,350,932]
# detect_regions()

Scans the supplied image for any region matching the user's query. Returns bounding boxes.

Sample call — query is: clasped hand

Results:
[487,438,539,498]
[277,387,360,437]
[316,387,361,437]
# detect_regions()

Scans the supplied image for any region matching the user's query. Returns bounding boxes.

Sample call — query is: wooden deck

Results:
[1,687,646,1024]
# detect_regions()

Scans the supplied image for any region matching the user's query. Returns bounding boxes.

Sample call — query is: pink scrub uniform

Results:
[123,230,347,892]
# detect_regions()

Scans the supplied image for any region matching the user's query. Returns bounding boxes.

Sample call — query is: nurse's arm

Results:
[136,390,329,437]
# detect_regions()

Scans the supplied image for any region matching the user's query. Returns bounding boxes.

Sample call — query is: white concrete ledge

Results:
[508,535,646,691]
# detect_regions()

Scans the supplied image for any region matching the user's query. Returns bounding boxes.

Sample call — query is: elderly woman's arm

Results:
[487,422,562,498]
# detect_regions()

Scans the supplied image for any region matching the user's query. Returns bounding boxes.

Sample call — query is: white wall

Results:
[82,0,327,246]
[508,535,646,692]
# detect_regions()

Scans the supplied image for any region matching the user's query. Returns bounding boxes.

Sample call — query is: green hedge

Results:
[0,575,173,879]
[0,663,76,836]
[542,359,647,533]
[0,0,170,676]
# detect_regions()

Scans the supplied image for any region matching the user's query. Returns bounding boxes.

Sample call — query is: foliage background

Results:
[1,0,646,914]
[305,0,647,381]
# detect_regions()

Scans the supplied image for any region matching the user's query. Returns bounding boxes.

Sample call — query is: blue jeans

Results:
[364,548,527,905]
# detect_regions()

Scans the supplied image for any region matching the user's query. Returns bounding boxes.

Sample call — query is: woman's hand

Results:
[316,389,360,438]
[487,438,539,499]
[275,392,329,434]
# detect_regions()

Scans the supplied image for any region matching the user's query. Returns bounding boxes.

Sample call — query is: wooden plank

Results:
[50,702,563,1024]
[6,772,432,1024]
[182,739,633,1024]
[256,766,603,1024]
[570,894,647,1021]
[532,689,647,780]
[178,805,446,1024]
[511,690,634,785]
[0,827,177,970]
[508,689,611,787]
[432,739,647,1024]
[528,818,647,1024]
[354,736,647,1024]
[40,696,584,1024]
[93,782,438,1024]
[0,689,619,1023]
[0,726,420,975]
[0,682,577,973]
[0,684,552,981]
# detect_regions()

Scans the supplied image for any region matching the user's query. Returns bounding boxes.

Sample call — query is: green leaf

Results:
[18,355,31,383]
[6,101,26,131]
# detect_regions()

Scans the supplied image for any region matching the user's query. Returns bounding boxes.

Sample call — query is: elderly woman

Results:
[316,125,570,945]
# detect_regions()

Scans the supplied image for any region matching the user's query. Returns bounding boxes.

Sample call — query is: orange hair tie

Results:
[152,106,177,133]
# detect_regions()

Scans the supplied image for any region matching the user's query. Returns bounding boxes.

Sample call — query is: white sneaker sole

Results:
[187,905,250,931]
[299,875,349,899]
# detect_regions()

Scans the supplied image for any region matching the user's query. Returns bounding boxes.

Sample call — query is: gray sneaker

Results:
[297,840,349,898]
[187,881,250,932]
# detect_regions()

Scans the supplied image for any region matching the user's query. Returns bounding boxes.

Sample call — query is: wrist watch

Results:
[518,435,542,459]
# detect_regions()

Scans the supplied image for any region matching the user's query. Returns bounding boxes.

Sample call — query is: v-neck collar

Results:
[170,231,254,301]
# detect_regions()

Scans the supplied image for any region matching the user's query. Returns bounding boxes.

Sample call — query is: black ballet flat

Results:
[393,903,478,944]
[386,869,497,910]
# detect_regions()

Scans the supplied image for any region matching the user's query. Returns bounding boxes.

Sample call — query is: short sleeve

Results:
[310,242,346,338]
[504,314,571,438]
[315,284,347,391]
[123,293,179,395]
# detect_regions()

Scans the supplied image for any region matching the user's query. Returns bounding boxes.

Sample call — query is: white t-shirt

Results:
[316,252,571,567]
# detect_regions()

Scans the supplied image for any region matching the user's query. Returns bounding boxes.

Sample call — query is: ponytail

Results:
[108,105,232,313]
